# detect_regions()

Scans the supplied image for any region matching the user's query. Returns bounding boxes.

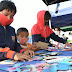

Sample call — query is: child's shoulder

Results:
[27,43,32,46]
[8,26,15,31]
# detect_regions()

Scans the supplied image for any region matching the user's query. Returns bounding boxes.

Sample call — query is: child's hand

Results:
[29,45,40,51]
[64,42,72,48]
[14,53,32,61]
[53,44,59,49]
[23,50,35,57]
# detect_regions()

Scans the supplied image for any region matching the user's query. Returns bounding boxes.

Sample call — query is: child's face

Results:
[1,9,15,19]
[55,28,59,31]
[17,32,29,44]
[0,9,15,26]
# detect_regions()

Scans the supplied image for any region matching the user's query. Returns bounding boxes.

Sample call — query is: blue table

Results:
[36,49,72,56]
[0,50,72,72]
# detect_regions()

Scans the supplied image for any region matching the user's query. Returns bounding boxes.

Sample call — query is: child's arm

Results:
[0,47,16,60]
[0,52,8,60]
[0,47,32,61]
[50,33,67,44]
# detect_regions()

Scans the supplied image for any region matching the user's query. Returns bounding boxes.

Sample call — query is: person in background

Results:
[52,27,66,49]
[50,27,61,48]
[0,0,35,61]
[54,27,61,36]
[31,10,72,49]
[17,27,40,51]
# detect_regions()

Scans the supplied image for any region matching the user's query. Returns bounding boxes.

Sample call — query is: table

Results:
[36,49,72,56]
[0,50,72,72]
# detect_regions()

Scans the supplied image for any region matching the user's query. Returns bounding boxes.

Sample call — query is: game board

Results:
[44,56,72,71]
[0,60,50,72]
[0,49,72,72]
[36,51,61,56]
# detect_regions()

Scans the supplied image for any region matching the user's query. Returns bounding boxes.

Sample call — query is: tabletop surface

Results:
[0,49,72,72]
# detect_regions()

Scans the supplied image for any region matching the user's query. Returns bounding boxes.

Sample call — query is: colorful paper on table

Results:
[0,60,16,64]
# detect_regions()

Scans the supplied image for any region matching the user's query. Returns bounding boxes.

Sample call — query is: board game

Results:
[0,56,72,72]
[0,49,72,72]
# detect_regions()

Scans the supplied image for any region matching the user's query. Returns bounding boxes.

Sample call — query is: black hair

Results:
[17,27,29,36]
[62,34,64,36]
[44,11,51,20]
[0,0,17,14]
[54,27,60,31]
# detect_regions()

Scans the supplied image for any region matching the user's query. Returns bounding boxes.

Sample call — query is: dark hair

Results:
[17,27,29,36]
[0,0,17,14]
[44,11,51,20]
[54,27,60,31]
[62,34,64,36]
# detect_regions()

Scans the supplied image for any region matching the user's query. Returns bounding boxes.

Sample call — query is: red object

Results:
[31,10,53,38]
[0,13,13,26]
[20,49,25,53]
[0,47,15,59]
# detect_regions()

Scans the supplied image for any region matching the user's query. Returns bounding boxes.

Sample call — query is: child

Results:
[17,27,40,51]
[0,0,35,61]
[31,10,72,49]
